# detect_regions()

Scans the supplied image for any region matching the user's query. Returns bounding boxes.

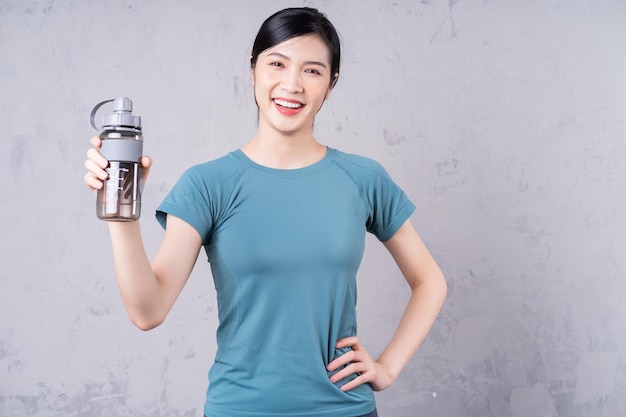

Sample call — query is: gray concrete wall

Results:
[1,1,625,416]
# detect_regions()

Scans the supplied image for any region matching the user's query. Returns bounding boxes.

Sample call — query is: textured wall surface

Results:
[1,1,626,416]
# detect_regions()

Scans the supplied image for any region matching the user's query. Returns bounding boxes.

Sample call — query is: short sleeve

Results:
[156,167,214,242]
[363,164,416,242]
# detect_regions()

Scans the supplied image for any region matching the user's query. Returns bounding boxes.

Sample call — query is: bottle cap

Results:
[90,97,142,132]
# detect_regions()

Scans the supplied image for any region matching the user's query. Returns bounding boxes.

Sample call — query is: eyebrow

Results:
[266,52,328,69]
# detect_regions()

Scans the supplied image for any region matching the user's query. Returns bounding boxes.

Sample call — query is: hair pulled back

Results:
[250,7,341,87]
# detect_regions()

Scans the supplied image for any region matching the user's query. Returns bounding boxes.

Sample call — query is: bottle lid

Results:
[90,97,142,132]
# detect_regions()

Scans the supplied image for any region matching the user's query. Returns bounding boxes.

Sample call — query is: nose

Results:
[281,69,303,93]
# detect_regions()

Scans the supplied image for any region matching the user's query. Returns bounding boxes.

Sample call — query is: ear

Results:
[325,72,339,99]
[249,56,255,86]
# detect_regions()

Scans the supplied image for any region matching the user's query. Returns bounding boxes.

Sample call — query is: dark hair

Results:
[250,7,341,87]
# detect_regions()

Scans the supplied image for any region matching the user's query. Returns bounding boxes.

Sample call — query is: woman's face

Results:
[251,34,334,138]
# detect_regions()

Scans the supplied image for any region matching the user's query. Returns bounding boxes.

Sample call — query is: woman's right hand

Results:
[84,135,152,194]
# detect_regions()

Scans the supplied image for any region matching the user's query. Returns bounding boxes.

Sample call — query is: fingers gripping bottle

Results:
[90,97,143,221]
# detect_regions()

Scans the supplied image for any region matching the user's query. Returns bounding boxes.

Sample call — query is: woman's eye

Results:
[305,69,321,75]
[270,62,283,67]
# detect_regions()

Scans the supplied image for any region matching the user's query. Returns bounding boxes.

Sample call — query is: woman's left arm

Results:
[328,219,447,391]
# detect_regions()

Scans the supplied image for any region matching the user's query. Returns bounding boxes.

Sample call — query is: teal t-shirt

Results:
[156,147,415,417]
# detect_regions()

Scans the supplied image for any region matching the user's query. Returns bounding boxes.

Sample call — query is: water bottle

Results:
[89,97,143,221]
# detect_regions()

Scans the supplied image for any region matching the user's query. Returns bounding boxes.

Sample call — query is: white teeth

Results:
[274,99,302,109]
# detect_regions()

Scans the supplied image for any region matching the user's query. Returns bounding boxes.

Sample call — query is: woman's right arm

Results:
[85,136,202,330]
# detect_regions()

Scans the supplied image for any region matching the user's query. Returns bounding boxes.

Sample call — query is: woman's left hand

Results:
[327,336,395,392]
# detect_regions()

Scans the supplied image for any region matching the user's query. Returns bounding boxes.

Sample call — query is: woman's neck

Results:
[241,131,327,169]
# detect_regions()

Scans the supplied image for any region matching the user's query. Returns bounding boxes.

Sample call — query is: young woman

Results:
[84,7,447,417]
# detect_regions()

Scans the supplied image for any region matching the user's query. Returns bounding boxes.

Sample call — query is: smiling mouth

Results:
[274,99,303,109]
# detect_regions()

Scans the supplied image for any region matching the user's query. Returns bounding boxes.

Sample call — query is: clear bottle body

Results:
[96,130,143,221]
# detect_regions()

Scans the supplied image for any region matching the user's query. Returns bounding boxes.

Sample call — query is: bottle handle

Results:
[89,99,114,131]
